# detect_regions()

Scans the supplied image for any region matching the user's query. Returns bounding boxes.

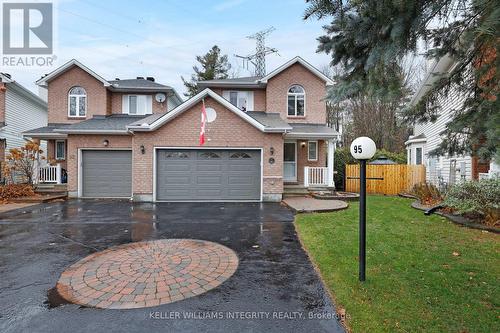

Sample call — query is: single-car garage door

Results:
[156,149,261,201]
[82,150,132,198]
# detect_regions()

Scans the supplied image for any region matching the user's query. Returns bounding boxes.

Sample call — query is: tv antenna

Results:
[235,27,278,77]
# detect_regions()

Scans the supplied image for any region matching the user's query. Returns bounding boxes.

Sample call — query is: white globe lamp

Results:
[350,136,377,160]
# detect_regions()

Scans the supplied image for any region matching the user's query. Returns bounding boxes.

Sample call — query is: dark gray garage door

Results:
[156,149,261,201]
[82,150,132,198]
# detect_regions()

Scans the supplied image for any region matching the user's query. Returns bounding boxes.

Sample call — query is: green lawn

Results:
[295,196,499,333]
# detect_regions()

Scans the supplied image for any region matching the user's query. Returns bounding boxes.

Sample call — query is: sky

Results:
[2,0,332,97]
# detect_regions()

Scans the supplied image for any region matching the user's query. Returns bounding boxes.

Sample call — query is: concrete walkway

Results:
[0,202,38,214]
[283,197,348,213]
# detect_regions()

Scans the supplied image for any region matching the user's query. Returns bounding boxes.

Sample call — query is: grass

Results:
[295,195,499,333]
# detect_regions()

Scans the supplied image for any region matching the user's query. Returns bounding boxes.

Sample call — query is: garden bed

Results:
[411,201,500,234]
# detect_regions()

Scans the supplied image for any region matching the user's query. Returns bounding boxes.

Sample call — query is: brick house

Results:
[25,57,339,202]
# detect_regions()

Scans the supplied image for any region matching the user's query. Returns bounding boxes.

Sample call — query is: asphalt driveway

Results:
[0,200,344,333]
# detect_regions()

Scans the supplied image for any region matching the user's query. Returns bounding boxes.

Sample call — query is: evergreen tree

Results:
[305,0,499,160]
[181,45,231,97]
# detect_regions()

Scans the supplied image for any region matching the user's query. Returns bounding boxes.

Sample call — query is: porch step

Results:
[35,184,68,195]
[283,185,335,199]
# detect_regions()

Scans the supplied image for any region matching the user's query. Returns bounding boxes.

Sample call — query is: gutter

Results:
[54,129,130,135]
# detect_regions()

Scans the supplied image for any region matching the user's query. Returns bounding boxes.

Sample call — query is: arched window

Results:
[68,86,87,117]
[287,85,305,117]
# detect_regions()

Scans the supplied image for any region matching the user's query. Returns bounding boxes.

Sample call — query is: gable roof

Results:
[1,73,47,108]
[36,59,110,87]
[259,56,334,85]
[410,55,455,107]
[196,56,334,88]
[127,88,291,133]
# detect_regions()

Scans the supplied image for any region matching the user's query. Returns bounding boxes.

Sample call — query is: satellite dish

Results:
[205,107,217,123]
[155,93,166,103]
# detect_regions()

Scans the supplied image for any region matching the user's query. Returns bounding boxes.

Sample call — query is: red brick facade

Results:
[265,63,326,123]
[132,97,283,197]
[47,66,110,124]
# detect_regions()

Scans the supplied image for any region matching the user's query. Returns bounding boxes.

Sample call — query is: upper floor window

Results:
[68,86,86,117]
[222,90,254,111]
[287,85,305,117]
[122,95,152,115]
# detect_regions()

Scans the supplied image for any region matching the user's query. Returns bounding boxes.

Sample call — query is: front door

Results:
[284,142,297,182]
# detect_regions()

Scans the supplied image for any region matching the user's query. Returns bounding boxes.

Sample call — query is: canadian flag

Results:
[199,100,207,146]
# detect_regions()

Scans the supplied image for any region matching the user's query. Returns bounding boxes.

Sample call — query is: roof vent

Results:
[136,76,144,80]
[146,77,155,82]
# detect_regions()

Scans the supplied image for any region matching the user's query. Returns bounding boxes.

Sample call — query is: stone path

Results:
[283,197,348,213]
[56,239,239,309]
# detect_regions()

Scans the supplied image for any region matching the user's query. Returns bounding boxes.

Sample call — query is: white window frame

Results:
[122,95,152,115]
[415,147,423,165]
[308,140,318,161]
[55,140,66,160]
[68,87,87,118]
[222,90,254,111]
[287,84,306,117]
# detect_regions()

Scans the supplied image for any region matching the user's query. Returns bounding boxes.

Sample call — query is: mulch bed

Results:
[411,201,499,234]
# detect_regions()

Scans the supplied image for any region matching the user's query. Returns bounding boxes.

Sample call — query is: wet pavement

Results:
[0,200,345,333]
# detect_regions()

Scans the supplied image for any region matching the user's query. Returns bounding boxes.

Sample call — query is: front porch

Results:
[283,136,336,189]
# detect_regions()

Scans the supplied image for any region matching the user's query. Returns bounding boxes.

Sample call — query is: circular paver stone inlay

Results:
[56,239,239,309]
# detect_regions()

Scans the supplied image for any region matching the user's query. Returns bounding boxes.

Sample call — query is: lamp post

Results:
[350,137,376,281]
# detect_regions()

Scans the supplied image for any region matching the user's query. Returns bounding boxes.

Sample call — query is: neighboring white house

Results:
[406,55,498,189]
[0,73,48,161]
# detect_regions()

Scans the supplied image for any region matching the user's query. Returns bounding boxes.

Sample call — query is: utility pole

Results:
[235,27,278,77]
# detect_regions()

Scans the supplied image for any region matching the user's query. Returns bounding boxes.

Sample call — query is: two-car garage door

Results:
[156,149,261,201]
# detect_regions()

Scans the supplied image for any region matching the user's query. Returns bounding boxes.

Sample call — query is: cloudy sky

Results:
[3,0,332,97]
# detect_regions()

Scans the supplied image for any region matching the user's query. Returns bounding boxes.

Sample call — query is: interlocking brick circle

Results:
[56,239,239,309]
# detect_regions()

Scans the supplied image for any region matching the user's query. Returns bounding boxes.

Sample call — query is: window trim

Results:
[67,86,87,118]
[222,90,254,111]
[307,140,318,161]
[287,84,306,118]
[55,140,66,160]
[122,94,153,115]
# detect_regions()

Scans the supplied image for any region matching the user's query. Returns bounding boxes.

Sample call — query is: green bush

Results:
[334,148,356,190]
[444,178,500,226]
[373,149,407,164]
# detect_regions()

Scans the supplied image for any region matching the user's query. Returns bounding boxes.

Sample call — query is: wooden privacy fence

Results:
[345,164,426,195]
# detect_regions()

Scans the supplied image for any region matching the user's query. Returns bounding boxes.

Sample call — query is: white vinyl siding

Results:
[408,88,471,186]
[122,95,152,115]
[2,84,47,155]
[222,90,254,111]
